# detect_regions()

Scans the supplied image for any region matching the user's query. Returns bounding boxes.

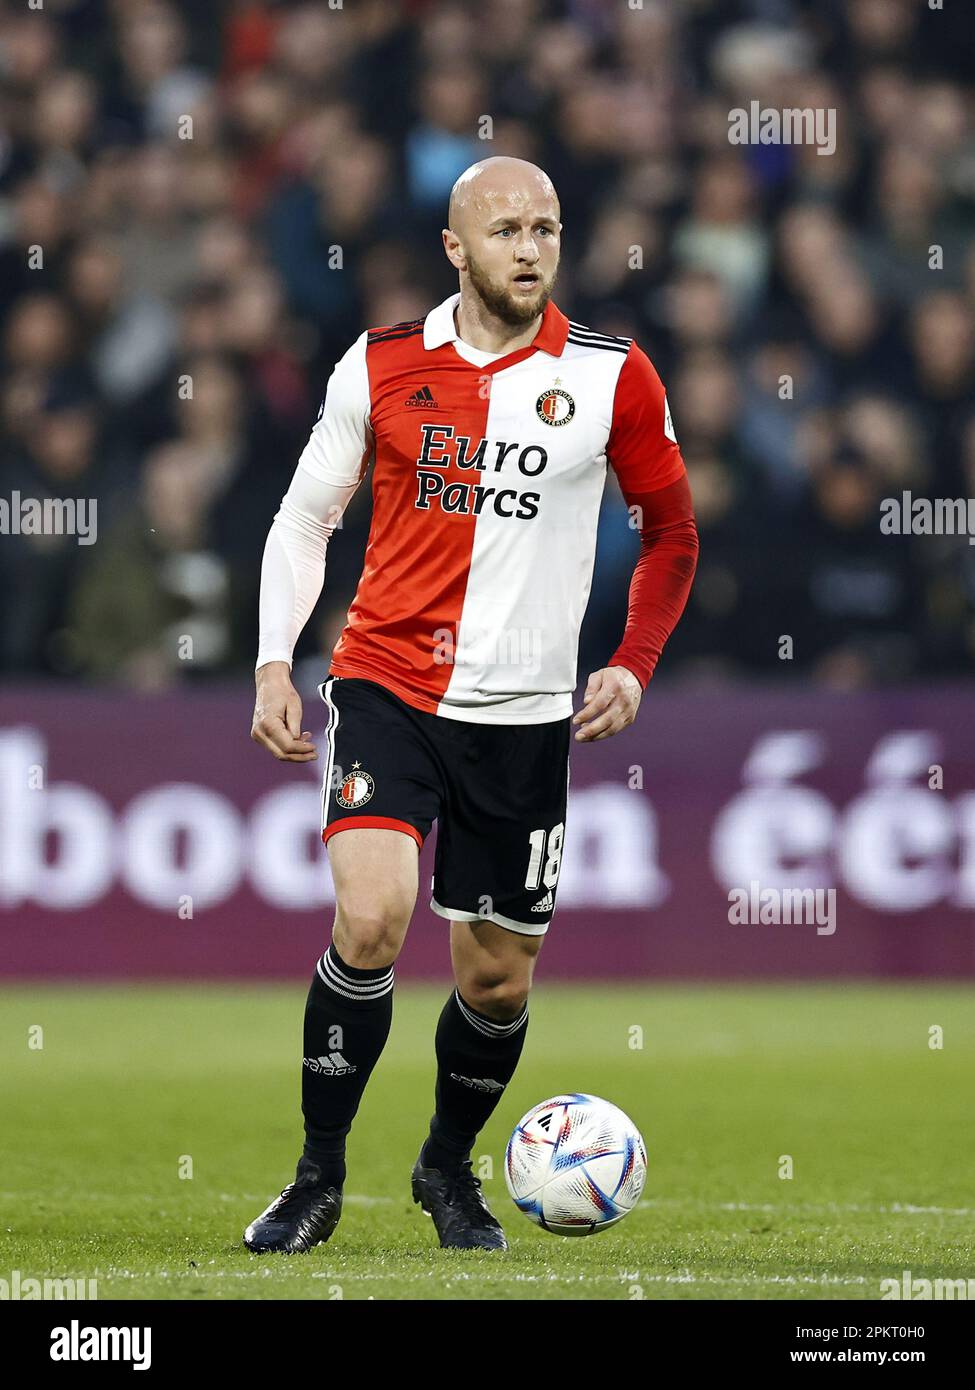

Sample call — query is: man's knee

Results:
[458,962,534,1021]
[332,891,412,968]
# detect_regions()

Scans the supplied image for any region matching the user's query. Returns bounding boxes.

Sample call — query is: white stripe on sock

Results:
[455,990,527,1037]
[317,950,394,1001]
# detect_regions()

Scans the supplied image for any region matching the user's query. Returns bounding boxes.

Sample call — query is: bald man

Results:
[244,157,698,1253]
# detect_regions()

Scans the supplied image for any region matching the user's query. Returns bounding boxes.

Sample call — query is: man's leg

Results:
[301,826,418,1185]
[244,827,417,1253]
[410,918,542,1250]
[421,918,542,1171]
[412,711,567,1248]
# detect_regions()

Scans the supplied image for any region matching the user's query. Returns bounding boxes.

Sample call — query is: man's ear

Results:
[442,227,466,271]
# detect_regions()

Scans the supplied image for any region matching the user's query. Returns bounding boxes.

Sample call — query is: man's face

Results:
[460,186,561,326]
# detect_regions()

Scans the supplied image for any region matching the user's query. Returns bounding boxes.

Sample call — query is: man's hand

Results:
[572,666,642,742]
[251,661,318,761]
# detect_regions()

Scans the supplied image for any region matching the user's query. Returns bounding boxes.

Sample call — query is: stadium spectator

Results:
[0,0,972,688]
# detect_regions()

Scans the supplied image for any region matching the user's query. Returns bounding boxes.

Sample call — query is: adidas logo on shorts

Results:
[531,890,554,913]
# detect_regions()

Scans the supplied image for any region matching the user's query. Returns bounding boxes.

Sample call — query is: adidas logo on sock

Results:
[405,385,439,408]
[531,890,554,912]
[303,1052,357,1076]
[450,1073,505,1093]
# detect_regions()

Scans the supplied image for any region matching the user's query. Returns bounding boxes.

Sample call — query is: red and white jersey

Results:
[299,293,685,724]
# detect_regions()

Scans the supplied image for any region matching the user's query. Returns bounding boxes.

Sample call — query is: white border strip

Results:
[430,897,548,937]
[319,678,340,835]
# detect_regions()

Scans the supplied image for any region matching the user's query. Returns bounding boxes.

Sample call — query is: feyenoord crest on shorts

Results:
[336,762,375,809]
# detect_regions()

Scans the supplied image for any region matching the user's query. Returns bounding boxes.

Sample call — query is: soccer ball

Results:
[504,1093,647,1235]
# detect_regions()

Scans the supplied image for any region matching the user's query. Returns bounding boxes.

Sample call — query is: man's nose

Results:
[515,238,540,262]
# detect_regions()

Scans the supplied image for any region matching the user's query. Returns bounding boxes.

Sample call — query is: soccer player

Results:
[243,157,698,1253]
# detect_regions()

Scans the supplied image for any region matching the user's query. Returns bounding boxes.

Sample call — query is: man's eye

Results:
[494,226,554,237]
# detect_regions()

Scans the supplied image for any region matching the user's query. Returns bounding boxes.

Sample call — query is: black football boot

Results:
[411,1152,508,1251]
[243,1157,343,1254]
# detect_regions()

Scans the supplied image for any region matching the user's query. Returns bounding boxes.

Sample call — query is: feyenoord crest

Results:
[536,386,575,427]
[336,761,374,809]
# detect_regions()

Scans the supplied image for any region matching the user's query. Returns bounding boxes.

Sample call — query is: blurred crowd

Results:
[1,0,973,692]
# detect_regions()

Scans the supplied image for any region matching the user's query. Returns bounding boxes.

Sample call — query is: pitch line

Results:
[97,1267,872,1288]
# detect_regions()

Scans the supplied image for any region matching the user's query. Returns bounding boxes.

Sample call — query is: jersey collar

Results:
[423,292,569,358]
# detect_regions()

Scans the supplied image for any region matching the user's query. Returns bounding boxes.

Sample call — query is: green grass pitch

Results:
[2,982,973,1301]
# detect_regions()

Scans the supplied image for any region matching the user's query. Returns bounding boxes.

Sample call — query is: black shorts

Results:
[318,676,570,935]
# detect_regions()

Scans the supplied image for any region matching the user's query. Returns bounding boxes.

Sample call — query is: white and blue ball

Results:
[504,1093,647,1236]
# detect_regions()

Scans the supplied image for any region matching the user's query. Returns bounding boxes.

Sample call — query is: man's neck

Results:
[453,289,543,355]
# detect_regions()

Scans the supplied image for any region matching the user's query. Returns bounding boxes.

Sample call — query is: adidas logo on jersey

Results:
[303,1052,357,1076]
[405,385,439,408]
[450,1073,505,1093]
[531,890,554,912]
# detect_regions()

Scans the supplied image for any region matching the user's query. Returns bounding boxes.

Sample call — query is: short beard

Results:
[465,254,555,326]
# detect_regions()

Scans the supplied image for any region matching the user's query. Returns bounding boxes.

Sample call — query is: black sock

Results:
[422,988,528,1171]
[301,943,394,1189]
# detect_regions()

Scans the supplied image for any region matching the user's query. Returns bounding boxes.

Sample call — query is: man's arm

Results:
[607,472,699,687]
[573,342,699,743]
[251,334,371,762]
[252,469,364,761]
